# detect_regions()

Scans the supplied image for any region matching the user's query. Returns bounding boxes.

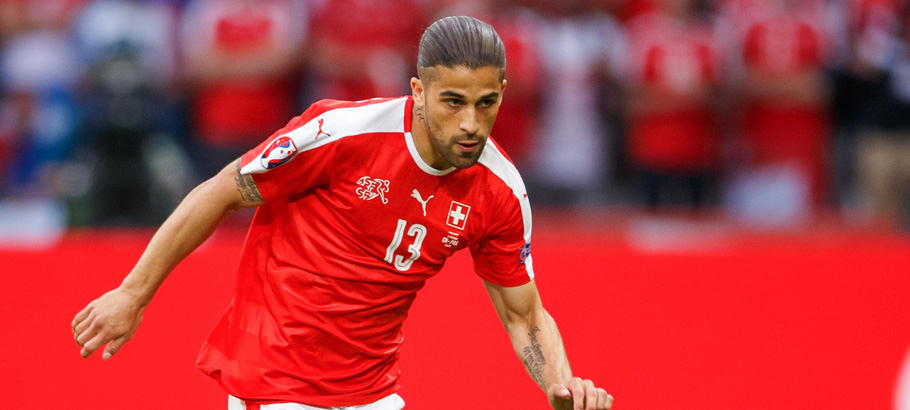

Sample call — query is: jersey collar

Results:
[403,96,456,176]
[405,131,456,176]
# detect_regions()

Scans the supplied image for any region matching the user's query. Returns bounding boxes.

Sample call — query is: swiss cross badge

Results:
[446,201,471,230]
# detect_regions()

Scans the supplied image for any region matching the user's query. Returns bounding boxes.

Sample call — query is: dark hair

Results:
[417,16,506,80]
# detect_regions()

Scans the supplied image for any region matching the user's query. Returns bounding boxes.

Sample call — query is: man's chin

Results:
[452,161,478,169]
[447,152,482,169]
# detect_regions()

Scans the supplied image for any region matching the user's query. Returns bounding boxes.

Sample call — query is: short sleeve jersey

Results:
[195,97,534,407]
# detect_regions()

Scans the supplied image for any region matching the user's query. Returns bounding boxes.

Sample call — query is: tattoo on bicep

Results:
[521,326,547,389]
[234,160,264,203]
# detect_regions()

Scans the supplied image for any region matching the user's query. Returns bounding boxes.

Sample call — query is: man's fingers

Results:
[551,379,612,410]
[79,335,105,359]
[571,377,585,410]
[73,315,94,341]
[583,380,598,410]
[80,332,110,359]
[71,305,92,332]
[596,388,612,410]
[74,319,98,347]
[81,332,108,356]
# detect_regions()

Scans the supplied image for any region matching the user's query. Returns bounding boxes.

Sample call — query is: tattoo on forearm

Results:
[521,326,547,389]
[234,160,263,203]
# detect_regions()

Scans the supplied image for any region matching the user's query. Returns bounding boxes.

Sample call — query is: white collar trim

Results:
[405,132,456,176]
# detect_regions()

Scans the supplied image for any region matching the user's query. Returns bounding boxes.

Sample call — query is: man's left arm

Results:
[483,279,613,410]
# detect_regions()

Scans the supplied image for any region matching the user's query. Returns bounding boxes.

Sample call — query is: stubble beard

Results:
[423,106,485,169]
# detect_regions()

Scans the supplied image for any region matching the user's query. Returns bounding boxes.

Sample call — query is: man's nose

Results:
[459,107,480,136]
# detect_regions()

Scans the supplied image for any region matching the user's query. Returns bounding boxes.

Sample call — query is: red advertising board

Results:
[2,215,908,410]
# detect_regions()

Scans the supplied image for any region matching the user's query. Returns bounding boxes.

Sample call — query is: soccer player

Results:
[71,16,613,410]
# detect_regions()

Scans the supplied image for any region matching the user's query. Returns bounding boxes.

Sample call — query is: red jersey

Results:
[195,97,534,406]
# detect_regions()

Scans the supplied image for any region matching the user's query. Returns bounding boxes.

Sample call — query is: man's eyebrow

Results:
[438,91,501,100]
[439,91,466,99]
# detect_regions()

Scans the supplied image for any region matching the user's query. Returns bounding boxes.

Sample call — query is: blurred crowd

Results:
[0,0,909,231]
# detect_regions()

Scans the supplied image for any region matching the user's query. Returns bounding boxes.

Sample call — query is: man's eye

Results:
[446,100,462,107]
[479,99,496,107]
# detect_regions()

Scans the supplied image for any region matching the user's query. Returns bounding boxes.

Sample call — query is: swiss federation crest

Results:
[260,136,298,169]
[356,176,390,204]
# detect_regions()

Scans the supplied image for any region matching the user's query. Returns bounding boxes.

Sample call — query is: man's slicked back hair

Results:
[417,16,506,81]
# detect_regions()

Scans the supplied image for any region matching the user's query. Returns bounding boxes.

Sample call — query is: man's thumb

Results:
[548,383,571,399]
[103,337,127,360]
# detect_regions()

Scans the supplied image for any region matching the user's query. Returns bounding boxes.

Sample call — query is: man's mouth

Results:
[455,141,479,153]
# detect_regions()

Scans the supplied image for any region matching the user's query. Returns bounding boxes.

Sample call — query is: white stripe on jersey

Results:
[478,140,535,281]
[241,98,408,175]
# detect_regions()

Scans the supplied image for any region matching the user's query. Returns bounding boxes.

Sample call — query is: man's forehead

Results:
[421,65,504,95]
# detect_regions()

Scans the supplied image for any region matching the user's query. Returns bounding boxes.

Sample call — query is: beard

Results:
[424,108,487,169]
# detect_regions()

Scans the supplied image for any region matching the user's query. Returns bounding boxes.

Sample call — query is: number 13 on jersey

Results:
[384,219,426,271]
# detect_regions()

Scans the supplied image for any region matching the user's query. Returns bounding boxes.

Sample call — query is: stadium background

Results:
[2,0,910,409]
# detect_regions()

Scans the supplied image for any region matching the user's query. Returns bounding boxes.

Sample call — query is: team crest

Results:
[446,201,471,230]
[260,136,298,169]
[356,176,390,204]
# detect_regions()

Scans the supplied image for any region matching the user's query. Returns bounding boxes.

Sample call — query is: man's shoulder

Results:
[475,139,528,202]
[304,96,410,120]
[292,96,410,137]
[272,96,410,146]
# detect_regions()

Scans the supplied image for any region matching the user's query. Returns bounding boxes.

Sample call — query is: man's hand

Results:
[69,160,254,361]
[71,287,146,360]
[548,378,613,410]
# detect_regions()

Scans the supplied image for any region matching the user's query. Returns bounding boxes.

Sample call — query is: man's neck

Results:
[409,103,445,170]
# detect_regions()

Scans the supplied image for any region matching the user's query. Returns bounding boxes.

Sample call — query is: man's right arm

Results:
[71,159,263,360]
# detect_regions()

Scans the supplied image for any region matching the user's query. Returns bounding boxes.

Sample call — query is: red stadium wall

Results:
[2,213,909,410]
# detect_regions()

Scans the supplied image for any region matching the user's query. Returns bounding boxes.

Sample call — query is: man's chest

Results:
[319,145,494,271]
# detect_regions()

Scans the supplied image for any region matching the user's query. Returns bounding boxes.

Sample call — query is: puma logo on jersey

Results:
[356,176,390,204]
[315,118,331,140]
[411,189,433,216]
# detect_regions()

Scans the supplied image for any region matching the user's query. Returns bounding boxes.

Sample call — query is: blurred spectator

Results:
[528,0,622,205]
[0,0,908,232]
[721,0,832,226]
[618,0,657,21]
[617,0,725,210]
[0,0,84,196]
[486,0,544,169]
[832,0,910,229]
[304,0,427,102]
[180,0,307,176]
[73,0,190,225]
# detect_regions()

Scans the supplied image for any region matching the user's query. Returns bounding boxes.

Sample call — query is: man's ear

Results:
[410,77,424,106]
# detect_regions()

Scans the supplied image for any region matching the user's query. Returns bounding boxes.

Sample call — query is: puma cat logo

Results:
[411,189,433,216]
